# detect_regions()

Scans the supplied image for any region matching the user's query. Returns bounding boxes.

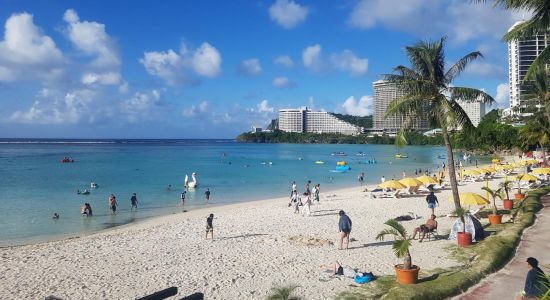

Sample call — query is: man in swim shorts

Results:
[206,213,214,239]
[109,194,118,214]
[130,193,138,210]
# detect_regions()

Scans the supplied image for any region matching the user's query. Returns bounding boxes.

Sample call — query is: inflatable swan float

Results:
[184,172,198,188]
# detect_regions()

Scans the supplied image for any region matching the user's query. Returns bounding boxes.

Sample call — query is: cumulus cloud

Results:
[238,58,262,76]
[121,90,164,122]
[340,95,372,116]
[272,76,296,88]
[494,83,509,108]
[273,55,294,68]
[303,44,368,76]
[183,100,209,117]
[348,0,527,44]
[0,12,64,82]
[140,42,221,85]
[269,0,309,29]
[257,100,274,113]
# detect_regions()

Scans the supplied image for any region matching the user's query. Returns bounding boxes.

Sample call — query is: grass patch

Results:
[336,186,550,300]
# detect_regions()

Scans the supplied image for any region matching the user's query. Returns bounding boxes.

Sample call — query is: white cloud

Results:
[0,12,64,82]
[81,71,121,85]
[121,90,163,122]
[272,76,295,88]
[303,44,368,76]
[140,42,221,85]
[183,100,209,117]
[494,83,509,108]
[257,100,274,113]
[330,50,368,76]
[274,55,294,68]
[63,9,120,69]
[269,0,309,29]
[348,0,528,45]
[340,95,372,116]
[464,61,505,78]
[238,58,262,76]
[302,44,323,71]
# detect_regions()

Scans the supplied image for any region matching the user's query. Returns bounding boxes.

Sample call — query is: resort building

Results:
[278,108,362,135]
[508,21,550,116]
[456,100,486,127]
[372,80,430,133]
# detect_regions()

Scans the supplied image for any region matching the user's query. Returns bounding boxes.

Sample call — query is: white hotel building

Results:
[507,21,550,116]
[278,108,362,135]
[457,100,485,127]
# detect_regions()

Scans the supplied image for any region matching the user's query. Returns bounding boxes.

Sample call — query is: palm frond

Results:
[375,228,400,241]
[383,219,407,238]
[449,87,495,104]
[392,239,412,259]
[445,51,483,83]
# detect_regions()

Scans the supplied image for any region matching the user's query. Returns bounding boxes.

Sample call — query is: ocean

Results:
[0,139,485,245]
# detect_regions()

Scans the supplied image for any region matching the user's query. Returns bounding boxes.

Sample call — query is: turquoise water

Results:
[0,139,484,245]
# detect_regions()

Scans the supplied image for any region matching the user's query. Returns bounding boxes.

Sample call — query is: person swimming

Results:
[52,213,59,219]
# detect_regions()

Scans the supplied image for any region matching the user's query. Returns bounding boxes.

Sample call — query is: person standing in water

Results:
[358,173,364,185]
[109,194,118,214]
[204,188,211,203]
[130,193,138,210]
[180,191,186,206]
[205,213,214,239]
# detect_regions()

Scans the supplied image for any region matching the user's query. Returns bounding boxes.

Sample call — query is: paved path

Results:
[456,195,550,300]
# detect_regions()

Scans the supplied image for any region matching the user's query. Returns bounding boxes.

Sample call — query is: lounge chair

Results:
[426,226,438,241]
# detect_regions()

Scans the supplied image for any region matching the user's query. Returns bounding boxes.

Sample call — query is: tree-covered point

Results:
[330,113,373,128]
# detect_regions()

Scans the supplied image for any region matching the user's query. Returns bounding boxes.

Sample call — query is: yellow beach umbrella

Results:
[416,175,438,185]
[526,159,538,164]
[448,192,490,205]
[463,169,481,176]
[399,177,423,187]
[516,173,538,181]
[495,164,513,171]
[511,161,524,167]
[491,158,500,163]
[379,180,407,189]
[532,168,550,175]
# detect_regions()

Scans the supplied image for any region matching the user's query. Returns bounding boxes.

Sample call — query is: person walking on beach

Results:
[358,173,364,185]
[130,193,138,210]
[109,194,118,214]
[180,191,186,206]
[291,181,297,197]
[205,188,211,203]
[305,180,311,194]
[426,191,439,215]
[516,257,549,299]
[380,176,385,183]
[290,190,300,212]
[314,184,321,203]
[338,210,352,250]
[302,192,312,216]
[205,213,214,239]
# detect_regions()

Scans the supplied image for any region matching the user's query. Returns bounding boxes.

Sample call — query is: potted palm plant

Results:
[515,177,525,200]
[376,219,418,284]
[500,180,514,209]
[453,207,471,247]
[482,186,503,225]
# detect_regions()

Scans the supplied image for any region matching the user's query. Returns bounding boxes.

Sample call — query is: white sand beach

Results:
[0,178,504,300]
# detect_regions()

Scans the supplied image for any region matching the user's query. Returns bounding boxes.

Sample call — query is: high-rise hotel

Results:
[507,21,550,116]
[278,108,362,135]
[372,80,430,133]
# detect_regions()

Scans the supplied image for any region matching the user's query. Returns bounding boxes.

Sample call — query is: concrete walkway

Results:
[456,195,550,300]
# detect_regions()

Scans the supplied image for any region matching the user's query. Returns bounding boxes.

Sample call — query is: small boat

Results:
[315,160,325,164]
[90,182,99,189]
[355,152,367,156]
[437,155,446,159]
[331,151,347,156]
[395,154,408,158]
[335,161,351,172]
[77,189,90,195]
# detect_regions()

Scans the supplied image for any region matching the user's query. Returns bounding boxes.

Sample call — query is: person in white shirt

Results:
[302,192,312,216]
[381,176,386,183]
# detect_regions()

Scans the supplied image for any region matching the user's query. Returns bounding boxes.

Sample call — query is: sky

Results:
[0,0,526,138]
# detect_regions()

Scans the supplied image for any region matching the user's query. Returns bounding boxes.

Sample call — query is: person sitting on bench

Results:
[411,214,437,242]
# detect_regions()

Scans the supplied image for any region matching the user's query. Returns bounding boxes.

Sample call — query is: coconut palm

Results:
[376,219,413,270]
[384,37,495,221]
[481,186,503,215]
[522,67,550,124]
[395,127,408,156]
[500,180,513,200]
[519,112,550,164]
[266,285,301,300]
[477,0,550,80]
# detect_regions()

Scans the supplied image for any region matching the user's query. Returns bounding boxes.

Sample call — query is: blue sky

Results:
[0,0,524,138]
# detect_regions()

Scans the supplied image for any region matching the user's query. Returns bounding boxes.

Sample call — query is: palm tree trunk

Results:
[441,127,462,211]
[404,251,412,270]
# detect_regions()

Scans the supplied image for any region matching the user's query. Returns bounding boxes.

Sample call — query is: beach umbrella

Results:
[399,177,423,187]
[495,164,513,171]
[526,159,538,164]
[491,158,500,163]
[379,180,407,189]
[516,174,538,181]
[532,168,550,175]
[448,192,490,205]
[416,175,437,184]
[463,169,481,176]
[478,167,496,173]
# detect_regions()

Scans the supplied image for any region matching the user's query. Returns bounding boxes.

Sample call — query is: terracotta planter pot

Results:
[514,193,525,201]
[395,264,419,284]
[457,232,472,247]
[503,199,513,210]
[488,214,502,225]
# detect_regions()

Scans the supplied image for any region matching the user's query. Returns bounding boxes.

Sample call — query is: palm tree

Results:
[481,186,503,216]
[266,285,301,300]
[519,112,550,164]
[384,37,495,220]
[478,0,550,80]
[395,128,408,156]
[376,219,413,270]
[500,180,513,200]
[523,67,550,126]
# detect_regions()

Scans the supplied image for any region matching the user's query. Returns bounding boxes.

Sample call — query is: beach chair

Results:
[426,227,438,241]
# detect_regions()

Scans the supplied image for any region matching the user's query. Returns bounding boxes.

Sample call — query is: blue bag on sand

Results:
[354,272,375,284]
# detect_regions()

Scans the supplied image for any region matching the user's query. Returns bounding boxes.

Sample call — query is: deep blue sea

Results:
[0,139,486,245]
